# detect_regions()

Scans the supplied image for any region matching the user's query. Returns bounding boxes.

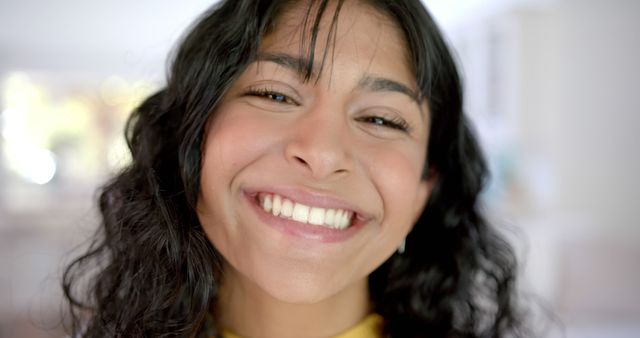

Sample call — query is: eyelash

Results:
[245,87,299,105]
[355,115,411,132]
[244,87,411,133]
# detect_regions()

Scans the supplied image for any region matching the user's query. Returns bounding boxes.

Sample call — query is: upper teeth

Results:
[259,193,353,230]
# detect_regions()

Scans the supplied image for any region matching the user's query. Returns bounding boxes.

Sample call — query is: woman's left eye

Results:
[356,115,410,132]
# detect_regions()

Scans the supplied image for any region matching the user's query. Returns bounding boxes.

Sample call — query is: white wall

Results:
[437,0,640,336]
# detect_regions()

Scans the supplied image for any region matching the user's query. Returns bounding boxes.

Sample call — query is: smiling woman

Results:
[62,0,525,337]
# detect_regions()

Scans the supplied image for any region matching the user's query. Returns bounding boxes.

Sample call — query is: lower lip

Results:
[244,192,368,243]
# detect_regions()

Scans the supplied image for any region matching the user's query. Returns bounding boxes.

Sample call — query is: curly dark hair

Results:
[63,0,525,337]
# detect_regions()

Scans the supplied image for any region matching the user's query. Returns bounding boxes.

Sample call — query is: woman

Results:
[63,0,524,337]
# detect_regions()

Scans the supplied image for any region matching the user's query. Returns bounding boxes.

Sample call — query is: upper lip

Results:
[244,186,373,220]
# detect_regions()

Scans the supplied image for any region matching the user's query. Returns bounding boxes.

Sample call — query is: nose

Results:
[284,108,353,180]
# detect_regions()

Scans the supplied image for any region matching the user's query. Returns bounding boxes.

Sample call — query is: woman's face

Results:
[198,2,432,304]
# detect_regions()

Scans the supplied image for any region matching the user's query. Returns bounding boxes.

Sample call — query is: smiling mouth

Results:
[256,193,354,230]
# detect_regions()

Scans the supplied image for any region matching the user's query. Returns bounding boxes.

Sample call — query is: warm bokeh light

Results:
[3,142,57,185]
[2,74,58,184]
[0,72,157,186]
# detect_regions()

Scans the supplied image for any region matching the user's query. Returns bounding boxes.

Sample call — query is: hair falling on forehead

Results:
[299,0,344,83]
[62,0,529,337]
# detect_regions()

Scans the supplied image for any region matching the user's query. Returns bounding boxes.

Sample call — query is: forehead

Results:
[259,1,415,86]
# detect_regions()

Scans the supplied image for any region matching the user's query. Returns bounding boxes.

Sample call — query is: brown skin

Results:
[197,2,434,337]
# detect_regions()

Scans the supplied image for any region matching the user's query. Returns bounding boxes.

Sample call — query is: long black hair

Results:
[63,0,525,337]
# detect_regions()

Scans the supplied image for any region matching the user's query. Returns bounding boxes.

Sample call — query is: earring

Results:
[397,238,406,254]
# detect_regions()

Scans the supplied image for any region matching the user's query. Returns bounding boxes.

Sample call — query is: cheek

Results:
[365,143,425,227]
[349,143,426,276]
[198,107,271,240]
[200,103,287,198]
[204,110,267,174]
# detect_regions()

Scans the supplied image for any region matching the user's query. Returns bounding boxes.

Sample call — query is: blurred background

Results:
[0,0,638,337]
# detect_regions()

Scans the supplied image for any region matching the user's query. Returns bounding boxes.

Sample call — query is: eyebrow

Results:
[357,76,422,104]
[256,52,424,108]
[256,52,316,78]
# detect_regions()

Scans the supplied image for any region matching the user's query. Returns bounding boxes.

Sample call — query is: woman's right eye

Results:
[245,88,299,106]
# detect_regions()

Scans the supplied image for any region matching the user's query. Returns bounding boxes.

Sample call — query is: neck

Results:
[216,265,371,338]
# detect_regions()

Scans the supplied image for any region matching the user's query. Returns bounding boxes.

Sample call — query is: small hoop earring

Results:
[397,238,406,254]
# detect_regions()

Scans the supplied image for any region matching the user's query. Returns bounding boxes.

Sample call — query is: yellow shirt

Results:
[220,313,383,338]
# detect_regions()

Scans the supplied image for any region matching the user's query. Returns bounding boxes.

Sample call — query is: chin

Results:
[254,263,346,305]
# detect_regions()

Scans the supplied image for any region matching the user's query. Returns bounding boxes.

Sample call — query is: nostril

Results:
[294,156,308,166]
